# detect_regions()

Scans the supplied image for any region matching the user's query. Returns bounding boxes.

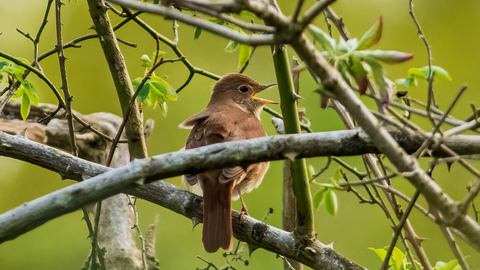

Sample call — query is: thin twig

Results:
[299,0,336,29]
[339,173,398,187]
[309,156,332,182]
[409,0,435,116]
[291,0,305,23]
[332,156,367,179]
[381,190,421,270]
[323,7,350,40]
[55,0,78,156]
[89,202,103,270]
[127,196,147,270]
[433,208,470,270]
[467,186,479,223]
[412,86,467,158]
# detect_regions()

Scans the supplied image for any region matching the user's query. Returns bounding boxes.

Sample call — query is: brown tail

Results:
[202,180,234,253]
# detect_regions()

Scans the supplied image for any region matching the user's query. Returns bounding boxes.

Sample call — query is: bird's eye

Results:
[239,86,249,93]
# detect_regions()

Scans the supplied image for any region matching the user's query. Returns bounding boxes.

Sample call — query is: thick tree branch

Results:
[87,0,148,161]
[0,131,367,269]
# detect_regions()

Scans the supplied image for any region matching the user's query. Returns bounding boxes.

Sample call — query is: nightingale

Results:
[180,73,276,253]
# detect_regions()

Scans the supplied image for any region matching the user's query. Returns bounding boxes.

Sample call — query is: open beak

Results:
[251,83,278,104]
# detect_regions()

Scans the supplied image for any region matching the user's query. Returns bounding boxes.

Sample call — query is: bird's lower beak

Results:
[252,83,278,104]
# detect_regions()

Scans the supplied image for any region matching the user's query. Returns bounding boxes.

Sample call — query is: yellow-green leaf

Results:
[420,65,452,81]
[22,80,39,106]
[313,188,328,209]
[193,27,202,40]
[21,92,31,120]
[369,248,387,261]
[238,44,251,70]
[391,247,405,270]
[356,16,383,50]
[225,40,239,52]
[324,190,338,216]
[308,24,336,52]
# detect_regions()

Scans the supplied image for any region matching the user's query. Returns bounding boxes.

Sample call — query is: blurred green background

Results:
[1,0,480,269]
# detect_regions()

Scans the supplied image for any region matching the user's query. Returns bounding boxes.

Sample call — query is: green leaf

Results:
[337,60,356,89]
[324,190,338,216]
[346,38,358,49]
[2,66,24,82]
[159,100,168,117]
[349,56,368,95]
[140,54,152,68]
[132,77,150,101]
[20,92,31,120]
[308,24,336,53]
[240,10,254,17]
[0,60,11,71]
[313,188,328,209]
[356,16,383,50]
[152,50,165,61]
[369,247,387,261]
[395,77,417,87]
[225,40,239,52]
[151,75,178,101]
[334,168,341,181]
[238,44,251,70]
[355,50,413,64]
[365,59,392,104]
[444,259,459,270]
[208,17,225,25]
[391,247,405,270]
[150,81,168,95]
[148,83,165,109]
[193,27,202,40]
[22,80,39,106]
[166,86,178,101]
[420,66,452,81]
[408,67,427,80]
[337,38,349,54]
[434,259,459,270]
[12,86,24,98]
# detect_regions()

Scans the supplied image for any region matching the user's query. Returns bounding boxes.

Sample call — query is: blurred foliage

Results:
[1,0,480,269]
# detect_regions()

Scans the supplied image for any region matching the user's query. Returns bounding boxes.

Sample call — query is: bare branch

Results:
[107,0,275,46]
[55,0,78,156]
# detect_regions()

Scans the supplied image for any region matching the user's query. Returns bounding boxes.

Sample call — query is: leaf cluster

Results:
[132,52,178,117]
[0,58,40,120]
[309,165,340,216]
[303,17,413,106]
[369,247,460,270]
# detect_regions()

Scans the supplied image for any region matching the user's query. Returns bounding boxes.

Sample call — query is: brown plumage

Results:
[180,74,276,253]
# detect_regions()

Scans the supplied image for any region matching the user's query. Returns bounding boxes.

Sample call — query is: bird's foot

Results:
[239,205,249,220]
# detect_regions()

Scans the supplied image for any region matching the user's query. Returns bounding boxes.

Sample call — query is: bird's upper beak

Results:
[251,83,278,104]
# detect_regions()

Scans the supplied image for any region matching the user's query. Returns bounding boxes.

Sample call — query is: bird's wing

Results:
[184,112,236,185]
[218,113,267,184]
[184,110,267,185]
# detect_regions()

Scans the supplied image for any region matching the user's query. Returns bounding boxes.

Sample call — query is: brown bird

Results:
[180,74,276,253]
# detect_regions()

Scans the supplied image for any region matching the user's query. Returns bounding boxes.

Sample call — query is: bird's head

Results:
[208,74,277,115]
